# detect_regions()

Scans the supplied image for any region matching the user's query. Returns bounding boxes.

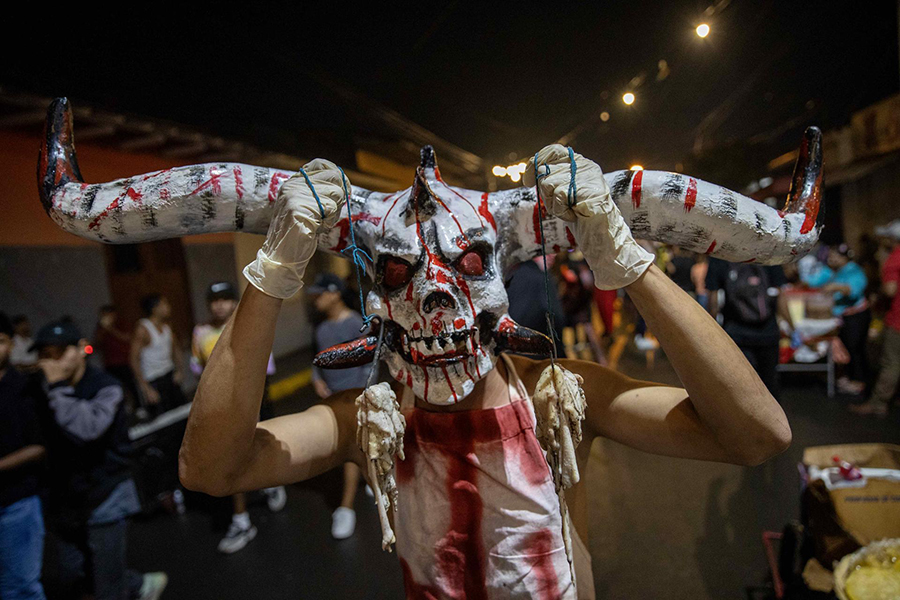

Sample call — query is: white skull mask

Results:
[318,147,553,405]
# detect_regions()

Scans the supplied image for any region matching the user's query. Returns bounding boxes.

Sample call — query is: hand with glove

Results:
[244,159,349,299]
[524,145,654,290]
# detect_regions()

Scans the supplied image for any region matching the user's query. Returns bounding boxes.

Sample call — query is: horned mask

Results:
[38,98,823,405]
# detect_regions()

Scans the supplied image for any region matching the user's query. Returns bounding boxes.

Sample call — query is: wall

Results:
[0,246,110,337]
[840,154,900,249]
[184,242,240,326]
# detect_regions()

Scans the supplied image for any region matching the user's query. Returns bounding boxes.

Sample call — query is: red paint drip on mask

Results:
[454,318,465,330]
[431,314,444,336]
[705,240,717,254]
[439,180,483,226]
[532,198,548,244]
[565,226,577,248]
[406,281,415,303]
[478,193,496,231]
[440,364,458,403]
[631,169,643,209]
[684,177,697,213]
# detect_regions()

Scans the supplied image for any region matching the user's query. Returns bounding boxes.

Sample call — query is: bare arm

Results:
[578,265,791,466]
[0,445,45,471]
[178,286,360,496]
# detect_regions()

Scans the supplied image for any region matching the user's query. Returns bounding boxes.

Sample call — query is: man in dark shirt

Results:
[0,312,47,600]
[706,258,789,397]
[34,319,167,600]
[506,257,566,348]
[309,273,370,540]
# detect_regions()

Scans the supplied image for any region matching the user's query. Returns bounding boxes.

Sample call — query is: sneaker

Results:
[365,484,374,498]
[331,507,356,540]
[217,522,258,554]
[265,486,287,512]
[634,334,658,352]
[139,572,168,600]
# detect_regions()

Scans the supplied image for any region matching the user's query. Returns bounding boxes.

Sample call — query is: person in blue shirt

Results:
[802,243,870,395]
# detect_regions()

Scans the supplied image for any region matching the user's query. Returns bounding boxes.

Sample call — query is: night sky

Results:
[6,2,898,186]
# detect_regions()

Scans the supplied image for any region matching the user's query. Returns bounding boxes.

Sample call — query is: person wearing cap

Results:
[0,312,48,600]
[308,273,370,539]
[191,282,287,554]
[802,242,870,396]
[853,221,900,416]
[32,318,168,600]
[130,295,185,418]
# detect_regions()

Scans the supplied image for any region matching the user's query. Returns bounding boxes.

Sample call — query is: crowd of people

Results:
[3,220,900,598]
[506,219,900,416]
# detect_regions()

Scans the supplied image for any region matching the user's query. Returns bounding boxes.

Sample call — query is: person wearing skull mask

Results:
[38,99,824,599]
[179,152,797,598]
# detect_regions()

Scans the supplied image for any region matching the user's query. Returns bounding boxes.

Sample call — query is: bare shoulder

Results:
[506,354,664,399]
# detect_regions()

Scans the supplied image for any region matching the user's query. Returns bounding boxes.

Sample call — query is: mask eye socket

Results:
[456,248,485,277]
[382,257,414,290]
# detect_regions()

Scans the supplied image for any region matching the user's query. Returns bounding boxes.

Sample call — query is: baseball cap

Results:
[207,281,237,302]
[306,273,346,295]
[875,219,900,241]
[30,319,83,351]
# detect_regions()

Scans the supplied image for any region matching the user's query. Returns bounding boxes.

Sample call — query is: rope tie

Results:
[532,148,580,365]
[337,167,377,330]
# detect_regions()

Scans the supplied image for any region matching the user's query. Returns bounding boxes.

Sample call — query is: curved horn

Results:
[606,126,823,264]
[495,127,823,267]
[37,98,371,250]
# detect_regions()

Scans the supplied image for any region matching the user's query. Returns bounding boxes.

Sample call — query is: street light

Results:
[623,92,635,105]
[492,165,507,177]
[696,23,710,38]
[630,164,643,171]
[600,111,610,122]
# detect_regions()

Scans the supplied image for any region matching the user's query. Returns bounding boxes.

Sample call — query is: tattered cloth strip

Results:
[532,363,587,589]
[356,382,406,551]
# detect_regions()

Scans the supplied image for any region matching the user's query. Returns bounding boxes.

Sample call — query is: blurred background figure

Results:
[691,255,710,309]
[666,246,696,297]
[10,315,38,368]
[802,243,870,396]
[131,295,185,418]
[308,273,370,540]
[854,221,900,416]
[34,318,167,600]
[0,312,48,600]
[507,256,565,350]
[706,258,789,397]
[191,282,286,554]
[559,254,607,365]
[94,305,140,415]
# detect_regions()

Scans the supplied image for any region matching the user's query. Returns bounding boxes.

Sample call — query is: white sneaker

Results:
[265,486,287,512]
[139,572,168,600]
[331,507,356,540]
[217,522,258,554]
[634,334,659,351]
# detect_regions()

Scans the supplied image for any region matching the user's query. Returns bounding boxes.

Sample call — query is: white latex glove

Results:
[243,159,348,299]
[524,144,654,290]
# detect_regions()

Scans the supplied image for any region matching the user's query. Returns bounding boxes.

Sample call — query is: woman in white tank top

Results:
[130,295,183,412]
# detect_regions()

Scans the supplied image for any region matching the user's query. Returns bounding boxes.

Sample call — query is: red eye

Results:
[457,249,484,276]
[383,258,413,289]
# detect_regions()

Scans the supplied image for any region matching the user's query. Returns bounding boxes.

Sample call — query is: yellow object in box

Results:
[835,539,900,600]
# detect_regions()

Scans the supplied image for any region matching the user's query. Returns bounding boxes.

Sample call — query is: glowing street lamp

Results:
[623,92,635,105]
[491,162,527,183]
[630,164,643,171]
[696,23,710,38]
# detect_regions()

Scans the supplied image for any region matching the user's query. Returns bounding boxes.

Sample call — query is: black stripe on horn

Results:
[784,126,824,235]
[38,97,83,213]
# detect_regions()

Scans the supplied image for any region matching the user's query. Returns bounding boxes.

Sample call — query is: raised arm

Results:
[178,159,359,496]
[526,145,791,466]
